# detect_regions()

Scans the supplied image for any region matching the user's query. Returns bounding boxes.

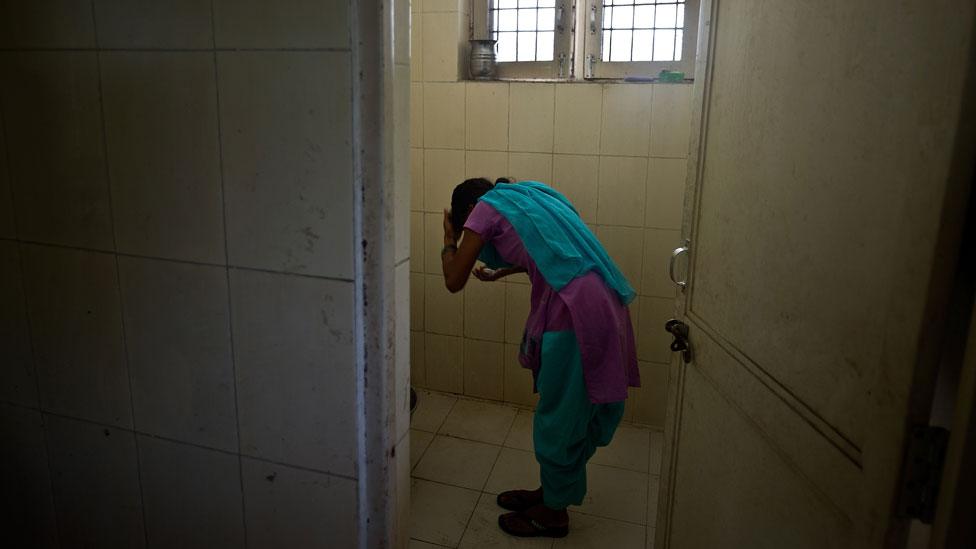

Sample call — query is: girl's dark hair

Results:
[451,177,511,232]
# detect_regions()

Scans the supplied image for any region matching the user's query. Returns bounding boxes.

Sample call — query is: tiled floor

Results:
[409,390,663,549]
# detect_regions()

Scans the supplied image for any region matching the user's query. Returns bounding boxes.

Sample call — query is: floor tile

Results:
[503,410,534,451]
[554,512,646,548]
[577,464,648,525]
[440,399,517,445]
[411,429,435,470]
[459,493,553,549]
[412,390,457,433]
[414,435,501,491]
[590,425,650,473]
[484,448,540,495]
[409,540,448,549]
[410,479,480,547]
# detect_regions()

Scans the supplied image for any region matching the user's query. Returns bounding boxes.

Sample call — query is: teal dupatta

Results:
[476,181,636,305]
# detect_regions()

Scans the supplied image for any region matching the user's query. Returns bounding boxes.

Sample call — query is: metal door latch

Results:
[665,319,693,364]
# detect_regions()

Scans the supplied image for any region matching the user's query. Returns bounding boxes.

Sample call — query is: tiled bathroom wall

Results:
[408,1,694,427]
[0,1,410,547]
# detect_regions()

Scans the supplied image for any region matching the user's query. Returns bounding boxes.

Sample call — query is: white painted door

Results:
[656,1,975,548]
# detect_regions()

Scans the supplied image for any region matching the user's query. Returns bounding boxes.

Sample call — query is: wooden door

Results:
[656,1,976,547]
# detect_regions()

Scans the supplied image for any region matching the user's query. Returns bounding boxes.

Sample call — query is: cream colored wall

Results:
[408,1,693,427]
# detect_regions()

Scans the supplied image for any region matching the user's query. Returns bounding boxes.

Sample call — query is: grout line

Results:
[12,402,362,482]
[209,1,249,545]
[0,238,356,283]
[89,2,150,545]
[90,3,149,544]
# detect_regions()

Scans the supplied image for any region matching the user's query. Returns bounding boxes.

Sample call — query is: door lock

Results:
[665,319,693,364]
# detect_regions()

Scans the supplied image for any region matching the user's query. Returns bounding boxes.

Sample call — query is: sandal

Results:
[496,488,543,512]
[498,509,569,538]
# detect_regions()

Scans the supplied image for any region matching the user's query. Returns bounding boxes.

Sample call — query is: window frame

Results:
[582,0,699,79]
[470,0,699,81]
[481,0,576,80]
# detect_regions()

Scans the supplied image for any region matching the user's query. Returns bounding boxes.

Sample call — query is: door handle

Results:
[669,241,690,289]
[665,319,693,364]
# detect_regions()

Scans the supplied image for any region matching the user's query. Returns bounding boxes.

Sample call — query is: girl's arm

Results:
[473,265,527,282]
[442,211,483,293]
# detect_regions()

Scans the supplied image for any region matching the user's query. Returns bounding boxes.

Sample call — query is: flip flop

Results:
[496,489,543,512]
[498,510,569,538]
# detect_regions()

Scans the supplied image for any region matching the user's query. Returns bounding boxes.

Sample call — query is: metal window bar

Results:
[600,0,685,62]
[490,0,556,62]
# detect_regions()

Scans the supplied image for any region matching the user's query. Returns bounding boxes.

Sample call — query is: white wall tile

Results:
[637,296,675,364]
[425,273,462,336]
[213,0,348,49]
[504,283,531,344]
[230,269,356,475]
[597,226,645,292]
[641,228,681,297]
[601,84,653,156]
[463,279,505,342]
[630,362,669,427]
[509,152,553,183]
[411,271,425,331]
[21,245,131,427]
[242,458,357,549]
[423,212,443,274]
[2,52,113,250]
[424,333,462,393]
[0,242,36,407]
[94,0,213,48]
[118,257,237,451]
[423,83,465,148]
[411,10,423,81]
[462,339,504,400]
[503,344,538,407]
[424,0,459,11]
[649,83,694,158]
[552,154,599,223]
[0,404,57,548]
[411,212,426,274]
[411,147,425,210]
[645,157,687,230]
[465,82,509,151]
[554,84,603,155]
[421,12,459,82]
[597,156,648,227]
[465,150,509,181]
[411,330,427,387]
[0,2,95,48]
[138,436,245,548]
[509,83,555,153]
[101,52,224,264]
[46,415,145,548]
[218,52,353,279]
[423,148,464,213]
[411,83,424,147]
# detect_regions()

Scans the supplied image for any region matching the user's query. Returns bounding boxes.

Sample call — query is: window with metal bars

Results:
[600,0,685,63]
[491,0,557,62]
[473,0,698,80]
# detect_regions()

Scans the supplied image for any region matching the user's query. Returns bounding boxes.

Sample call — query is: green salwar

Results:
[533,331,625,510]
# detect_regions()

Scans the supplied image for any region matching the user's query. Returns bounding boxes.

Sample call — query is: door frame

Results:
[654,1,976,547]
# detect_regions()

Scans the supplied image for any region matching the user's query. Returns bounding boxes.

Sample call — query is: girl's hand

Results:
[443,209,458,241]
[473,265,501,282]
